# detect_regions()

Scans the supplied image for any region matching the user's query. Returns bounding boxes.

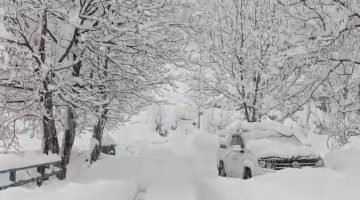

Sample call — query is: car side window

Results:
[230,135,244,148]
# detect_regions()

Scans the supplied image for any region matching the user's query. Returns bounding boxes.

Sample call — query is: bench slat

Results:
[0,170,63,190]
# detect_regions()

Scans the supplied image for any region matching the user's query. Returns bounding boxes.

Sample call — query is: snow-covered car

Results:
[217,121,324,179]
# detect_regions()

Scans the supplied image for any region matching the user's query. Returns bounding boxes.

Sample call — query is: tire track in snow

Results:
[143,150,198,200]
[190,149,228,200]
[132,184,147,200]
[140,133,204,200]
[135,132,238,200]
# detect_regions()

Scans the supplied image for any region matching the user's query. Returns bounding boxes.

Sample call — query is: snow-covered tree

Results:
[186,0,293,122]
[187,0,360,129]
[0,0,187,166]
[78,0,186,162]
[276,0,360,145]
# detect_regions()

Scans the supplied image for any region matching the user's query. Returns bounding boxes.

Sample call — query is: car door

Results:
[224,134,245,177]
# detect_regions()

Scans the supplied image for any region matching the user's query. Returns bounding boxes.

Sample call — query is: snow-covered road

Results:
[1,128,360,200]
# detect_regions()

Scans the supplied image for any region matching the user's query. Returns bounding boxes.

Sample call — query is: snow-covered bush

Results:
[314,112,360,149]
[325,137,360,174]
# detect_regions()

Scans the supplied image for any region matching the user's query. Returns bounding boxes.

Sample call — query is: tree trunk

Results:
[61,106,76,167]
[42,74,58,155]
[90,103,109,163]
[251,73,261,122]
[197,111,201,129]
[39,8,59,155]
[197,107,202,129]
[243,103,251,122]
[90,50,109,164]
[42,73,59,154]
[90,116,106,164]
[60,46,82,167]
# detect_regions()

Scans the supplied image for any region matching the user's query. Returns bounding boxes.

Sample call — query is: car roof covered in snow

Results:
[221,120,307,142]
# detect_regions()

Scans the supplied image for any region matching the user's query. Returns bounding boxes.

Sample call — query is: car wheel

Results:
[242,167,252,179]
[218,161,227,177]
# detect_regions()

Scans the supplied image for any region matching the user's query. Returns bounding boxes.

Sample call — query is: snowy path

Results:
[144,153,197,200]
[141,134,208,200]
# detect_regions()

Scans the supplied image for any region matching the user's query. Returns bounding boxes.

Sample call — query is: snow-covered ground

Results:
[0,120,360,200]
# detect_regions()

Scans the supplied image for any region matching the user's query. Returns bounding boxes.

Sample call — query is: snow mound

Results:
[325,149,360,176]
[325,137,360,176]
[0,180,138,200]
[102,134,116,146]
[203,167,359,200]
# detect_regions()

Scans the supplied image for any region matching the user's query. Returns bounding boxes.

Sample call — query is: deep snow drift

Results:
[0,120,359,200]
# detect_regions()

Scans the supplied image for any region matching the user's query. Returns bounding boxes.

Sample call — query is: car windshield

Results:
[263,135,302,146]
[245,130,302,146]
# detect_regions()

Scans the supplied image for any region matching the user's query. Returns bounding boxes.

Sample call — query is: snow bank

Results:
[102,134,116,146]
[306,133,328,156]
[0,180,138,200]
[202,167,359,200]
[325,149,360,176]
[324,137,360,176]
[0,152,61,171]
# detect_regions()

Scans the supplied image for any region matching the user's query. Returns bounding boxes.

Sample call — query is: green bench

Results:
[0,159,65,190]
